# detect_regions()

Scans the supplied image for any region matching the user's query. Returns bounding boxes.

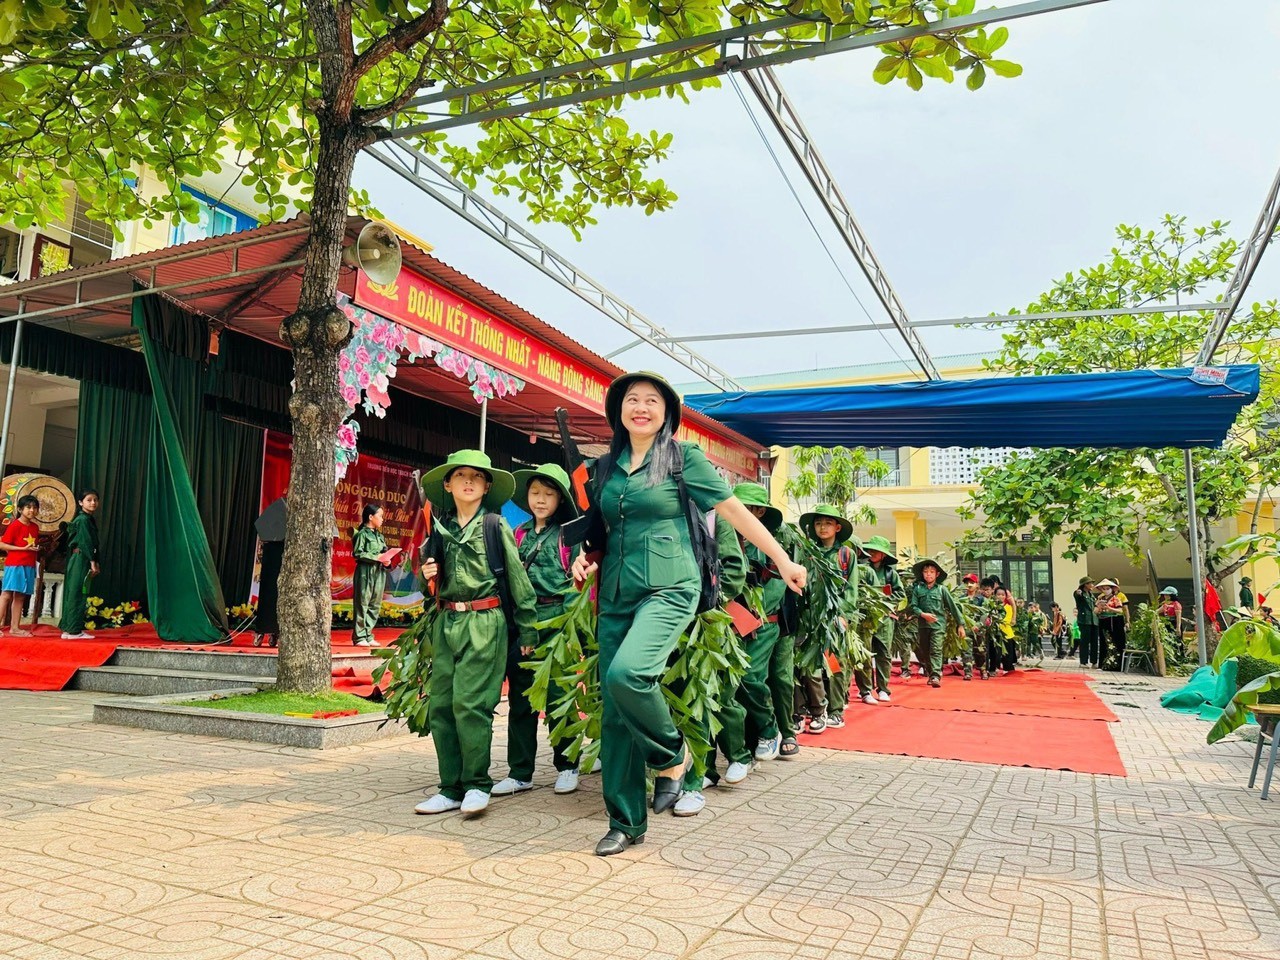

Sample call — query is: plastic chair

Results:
[1249,704,1280,800]
[1120,649,1154,674]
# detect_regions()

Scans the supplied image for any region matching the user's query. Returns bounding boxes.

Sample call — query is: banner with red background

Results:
[258,431,428,605]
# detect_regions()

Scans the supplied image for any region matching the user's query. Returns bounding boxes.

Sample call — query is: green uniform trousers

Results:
[351,563,386,645]
[961,632,987,673]
[768,633,797,740]
[794,666,827,719]
[683,685,751,790]
[738,620,781,743]
[915,621,945,681]
[429,607,509,800]
[58,552,91,635]
[505,639,573,780]
[825,656,851,717]
[855,621,894,697]
[599,584,697,840]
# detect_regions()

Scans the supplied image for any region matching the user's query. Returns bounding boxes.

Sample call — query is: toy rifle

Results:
[554,407,605,552]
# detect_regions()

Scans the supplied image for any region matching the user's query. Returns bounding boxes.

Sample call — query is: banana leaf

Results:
[371,604,439,736]
[663,606,749,777]
[1212,620,1280,670]
[1207,668,1280,744]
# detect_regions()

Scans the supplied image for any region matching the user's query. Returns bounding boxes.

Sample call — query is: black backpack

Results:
[593,441,721,615]
[421,512,520,646]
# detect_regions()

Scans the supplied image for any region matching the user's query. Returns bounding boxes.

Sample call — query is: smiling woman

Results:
[572,371,807,857]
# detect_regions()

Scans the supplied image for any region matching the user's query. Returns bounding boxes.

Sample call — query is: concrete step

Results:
[69,666,266,697]
[110,647,383,678]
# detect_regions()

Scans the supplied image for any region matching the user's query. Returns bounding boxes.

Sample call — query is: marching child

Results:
[795,504,858,732]
[0,495,42,636]
[351,503,389,647]
[59,490,101,640]
[907,559,964,688]
[492,465,581,797]
[414,450,538,818]
[853,536,903,704]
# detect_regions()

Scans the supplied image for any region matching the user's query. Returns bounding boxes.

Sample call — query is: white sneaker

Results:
[755,735,781,761]
[723,761,752,785]
[61,632,95,640]
[673,791,705,816]
[460,789,490,816]
[490,777,533,796]
[877,690,891,702]
[414,793,461,815]
[702,776,715,790]
[861,694,878,705]
[553,769,580,794]
[826,714,846,729]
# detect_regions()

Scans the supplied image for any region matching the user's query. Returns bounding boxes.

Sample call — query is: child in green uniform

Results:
[351,504,389,647]
[673,508,753,816]
[732,483,790,761]
[796,504,858,732]
[492,465,581,797]
[59,490,101,640]
[853,535,903,704]
[571,372,805,857]
[907,559,965,687]
[414,450,539,819]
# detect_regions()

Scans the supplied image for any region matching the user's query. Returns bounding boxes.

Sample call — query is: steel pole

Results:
[478,398,488,453]
[1185,449,1209,666]
[0,314,25,479]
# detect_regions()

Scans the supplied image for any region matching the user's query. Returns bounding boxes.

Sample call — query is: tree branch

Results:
[352,0,449,80]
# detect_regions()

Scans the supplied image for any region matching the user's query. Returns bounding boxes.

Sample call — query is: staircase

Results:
[68,647,384,697]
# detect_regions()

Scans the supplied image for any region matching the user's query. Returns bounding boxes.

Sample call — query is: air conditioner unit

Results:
[0,230,20,280]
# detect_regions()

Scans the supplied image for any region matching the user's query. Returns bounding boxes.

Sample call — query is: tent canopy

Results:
[684,366,1261,450]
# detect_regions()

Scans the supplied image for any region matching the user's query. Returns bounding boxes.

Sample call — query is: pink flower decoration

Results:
[357,368,371,389]
[339,353,352,373]
[375,349,389,365]
[355,345,371,366]
[337,424,357,448]
[373,372,389,393]
[341,385,360,407]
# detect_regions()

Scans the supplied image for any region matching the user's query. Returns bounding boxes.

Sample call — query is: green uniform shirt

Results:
[352,525,387,565]
[1241,585,1255,608]
[434,507,539,650]
[862,560,904,605]
[817,541,859,620]
[66,512,99,561]
[1074,587,1098,626]
[597,441,732,603]
[713,512,747,600]
[515,520,575,604]
[745,523,798,616]
[908,580,963,627]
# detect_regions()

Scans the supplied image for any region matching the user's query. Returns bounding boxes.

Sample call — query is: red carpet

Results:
[805,669,1125,776]
[886,671,1117,722]
[0,625,403,693]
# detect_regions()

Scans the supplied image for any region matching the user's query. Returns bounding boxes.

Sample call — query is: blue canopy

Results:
[684,366,1260,450]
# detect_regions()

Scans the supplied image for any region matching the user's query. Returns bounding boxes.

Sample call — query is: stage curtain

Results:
[134,298,228,642]
[71,381,150,604]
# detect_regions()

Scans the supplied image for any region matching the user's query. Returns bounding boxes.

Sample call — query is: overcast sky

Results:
[357,0,1280,392]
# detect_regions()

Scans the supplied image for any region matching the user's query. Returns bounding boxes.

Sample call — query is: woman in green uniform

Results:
[492,464,581,797]
[351,504,389,647]
[59,489,101,640]
[572,372,805,856]
[906,559,964,687]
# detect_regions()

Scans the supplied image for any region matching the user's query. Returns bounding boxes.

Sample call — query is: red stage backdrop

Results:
[258,431,428,605]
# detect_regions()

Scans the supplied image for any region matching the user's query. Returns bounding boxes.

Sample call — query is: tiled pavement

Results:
[1,661,1276,960]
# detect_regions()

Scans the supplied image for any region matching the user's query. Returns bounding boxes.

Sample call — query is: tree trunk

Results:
[274,124,362,693]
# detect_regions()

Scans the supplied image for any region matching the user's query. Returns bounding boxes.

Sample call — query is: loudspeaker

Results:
[342,222,402,285]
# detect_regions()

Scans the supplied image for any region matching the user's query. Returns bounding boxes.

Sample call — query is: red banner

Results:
[356,268,759,478]
[258,431,428,605]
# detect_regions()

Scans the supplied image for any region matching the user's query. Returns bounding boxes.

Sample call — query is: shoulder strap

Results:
[558,531,572,574]
[482,512,518,639]
[515,525,527,547]
[838,546,852,576]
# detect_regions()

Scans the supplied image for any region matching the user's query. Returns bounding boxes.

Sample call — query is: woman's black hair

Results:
[77,488,99,503]
[609,419,679,488]
[361,503,383,525]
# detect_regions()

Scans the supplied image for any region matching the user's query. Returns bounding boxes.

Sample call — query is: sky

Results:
[356,0,1280,392]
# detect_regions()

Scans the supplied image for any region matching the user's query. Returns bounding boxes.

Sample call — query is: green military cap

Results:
[800,504,853,544]
[513,464,578,523]
[604,371,682,432]
[732,482,782,532]
[912,558,948,584]
[1078,575,1095,586]
[861,535,898,564]
[421,449,515,512]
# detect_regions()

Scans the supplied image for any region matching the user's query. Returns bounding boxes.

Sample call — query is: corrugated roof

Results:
[676,351,995,393]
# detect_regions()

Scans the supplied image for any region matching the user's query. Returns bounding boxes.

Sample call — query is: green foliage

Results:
[792,533,863,674]
[785,445,885,523]
[176,689,382,715]
[1207,665,1280,745]
[1211,618,1280,671]
[1206,620,1280,743]
[663,607,750,777]
[2,0,1024,236]
[371,604,437,735]
[956,216,1280,578]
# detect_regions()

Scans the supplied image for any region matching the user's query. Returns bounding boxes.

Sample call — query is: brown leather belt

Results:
[536,596,561,606]
[440,596,502,613]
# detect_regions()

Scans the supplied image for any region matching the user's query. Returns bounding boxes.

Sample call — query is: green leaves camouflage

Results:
[371,604,438,736]
[663,606,749,778]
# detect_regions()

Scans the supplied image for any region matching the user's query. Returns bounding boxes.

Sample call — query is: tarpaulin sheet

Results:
[684,366,1260,450]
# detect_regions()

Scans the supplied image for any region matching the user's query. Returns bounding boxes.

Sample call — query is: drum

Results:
[0,473,76,534]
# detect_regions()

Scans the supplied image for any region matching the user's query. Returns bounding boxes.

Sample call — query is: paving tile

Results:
[1103,890,1280,960]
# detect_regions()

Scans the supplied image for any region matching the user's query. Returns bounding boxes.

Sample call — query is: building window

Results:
[855,448,901,487]
[929,446,1028,485]
[171,185,258,245]
[0,229,20,281]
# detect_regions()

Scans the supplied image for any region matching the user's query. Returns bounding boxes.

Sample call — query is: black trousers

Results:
[1077,622,1098,666]
[1099,616,1126,668]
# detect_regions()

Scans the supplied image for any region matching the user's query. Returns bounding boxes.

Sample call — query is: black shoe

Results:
[651,744,688,814]
[595,829,644,856]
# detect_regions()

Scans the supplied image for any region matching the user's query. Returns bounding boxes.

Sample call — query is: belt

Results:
[536,596,562,606]
[440,596,502,613]
[766,614,780,623]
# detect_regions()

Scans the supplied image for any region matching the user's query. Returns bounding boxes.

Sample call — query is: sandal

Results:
[779,737,800,759]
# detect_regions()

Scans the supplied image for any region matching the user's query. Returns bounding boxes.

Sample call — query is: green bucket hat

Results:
[733,482,782,532]
[604,371,682,432]
[911,558,948,584]
[861,535,898,564]
[513,464,577,523]
[421,449,515,512]
[799,504,853,544]
[1078,575,1095,586]
[1159,586,1179,597]
[1242,576,1253,585]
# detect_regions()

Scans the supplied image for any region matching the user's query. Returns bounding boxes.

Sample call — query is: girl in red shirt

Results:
[0,495,42,637]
